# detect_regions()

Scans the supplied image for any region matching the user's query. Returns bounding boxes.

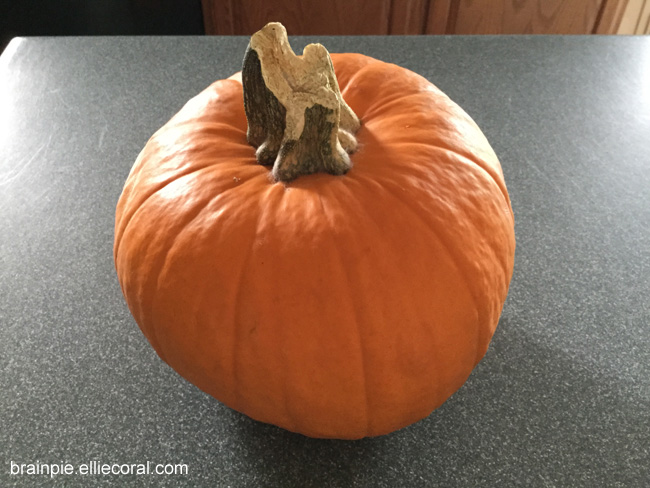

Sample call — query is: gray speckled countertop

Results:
[1,35,649,487]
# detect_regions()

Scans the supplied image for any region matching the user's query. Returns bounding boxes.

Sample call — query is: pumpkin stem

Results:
[242,22,360,182]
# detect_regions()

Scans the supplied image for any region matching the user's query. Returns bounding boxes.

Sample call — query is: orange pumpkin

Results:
[114,24,515,439]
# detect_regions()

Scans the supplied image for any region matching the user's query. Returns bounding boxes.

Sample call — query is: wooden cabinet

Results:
[617,0,650,33]
[202,0,629,35]
[435,0,626,34]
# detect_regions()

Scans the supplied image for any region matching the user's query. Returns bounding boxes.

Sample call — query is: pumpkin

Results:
[114,23,515,439]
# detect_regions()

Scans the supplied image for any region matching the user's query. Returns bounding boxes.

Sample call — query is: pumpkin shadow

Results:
[217,314,647,487]
[225,408,397,488]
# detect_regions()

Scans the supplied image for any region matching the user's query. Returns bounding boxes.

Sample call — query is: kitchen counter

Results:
[1,35,648,487]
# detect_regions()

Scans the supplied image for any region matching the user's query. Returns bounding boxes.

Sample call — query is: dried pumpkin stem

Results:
[242,22,360,182]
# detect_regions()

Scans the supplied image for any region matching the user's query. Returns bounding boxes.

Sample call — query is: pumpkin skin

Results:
[114,53,515,439]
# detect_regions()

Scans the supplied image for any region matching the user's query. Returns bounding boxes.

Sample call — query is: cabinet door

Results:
[436,0,624,34]
[617,0,650,34]
[203,0,392,35]
[203,0,442,35]
[202,0,628,35]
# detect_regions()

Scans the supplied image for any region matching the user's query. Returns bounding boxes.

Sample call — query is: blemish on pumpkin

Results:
[233,176,241,182]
